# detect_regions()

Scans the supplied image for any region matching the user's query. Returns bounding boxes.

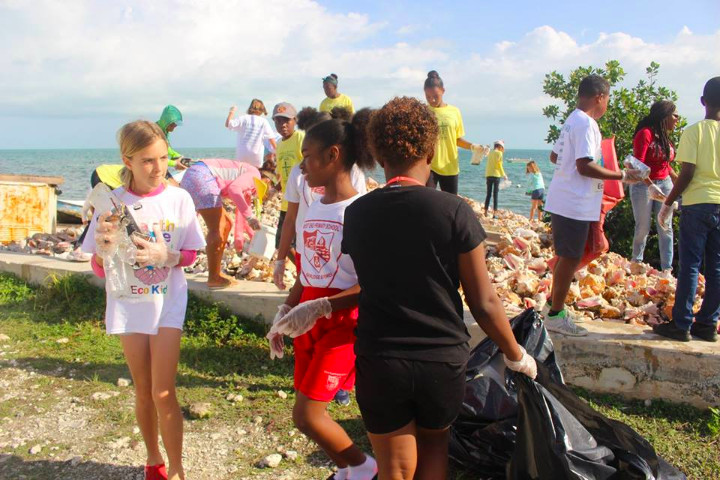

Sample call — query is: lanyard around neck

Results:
[385,176,424,187]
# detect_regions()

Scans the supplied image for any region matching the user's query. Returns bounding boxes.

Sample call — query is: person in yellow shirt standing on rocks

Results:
[653,76,720,343]
[423,70,478,194]
[320,74,355,114]
[273,102,304,258]
[484,140,508,217]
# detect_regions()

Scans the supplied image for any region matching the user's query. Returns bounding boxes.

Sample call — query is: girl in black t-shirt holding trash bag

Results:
[341,97,537,480]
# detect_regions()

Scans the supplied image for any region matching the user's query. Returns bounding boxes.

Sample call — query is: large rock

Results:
[188,402,213,419]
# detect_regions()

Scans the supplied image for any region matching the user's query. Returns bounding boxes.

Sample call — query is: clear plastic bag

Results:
[623,155,651,180]
[471,144,490,165]
[499,179,513,190]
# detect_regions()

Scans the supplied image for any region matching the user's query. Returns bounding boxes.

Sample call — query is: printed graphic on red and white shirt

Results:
[301,219,343,286]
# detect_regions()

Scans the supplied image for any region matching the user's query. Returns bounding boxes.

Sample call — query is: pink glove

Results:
[268,297,332,338]
[503,346,537,379]
[133,225,181,268]
[273,259,287,290]
[267,304,292,360]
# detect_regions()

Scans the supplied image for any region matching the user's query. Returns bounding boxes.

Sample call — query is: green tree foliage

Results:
[542,61,686,266]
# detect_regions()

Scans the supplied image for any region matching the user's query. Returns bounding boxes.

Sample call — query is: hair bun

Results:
[427,70,440,79]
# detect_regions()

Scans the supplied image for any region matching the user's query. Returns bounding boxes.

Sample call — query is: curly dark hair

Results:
[296,107,331,131]
[330,106,353,122]
[368,96,438,169]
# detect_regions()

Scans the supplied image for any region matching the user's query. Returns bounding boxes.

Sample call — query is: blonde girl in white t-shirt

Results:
[82,121,205,480]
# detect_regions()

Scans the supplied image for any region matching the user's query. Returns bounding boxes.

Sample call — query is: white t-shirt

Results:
[285,164,366,257]
[299,194,361,290]
[227,114,275,167]
[82,185,206,335]
[545,109,604,221]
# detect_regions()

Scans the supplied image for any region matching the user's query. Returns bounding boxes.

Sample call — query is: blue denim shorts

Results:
[530,188,545,201]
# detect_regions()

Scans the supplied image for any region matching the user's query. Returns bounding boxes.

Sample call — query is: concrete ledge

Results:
[0,252,285,323]
[1,252,718,407]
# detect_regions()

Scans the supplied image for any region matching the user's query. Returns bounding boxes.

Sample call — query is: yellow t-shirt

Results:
[276,130,305,211]
[430,104,465,176]
[678,120,720,206]
[319,94,355,114]
[95,164,124,189]
[485,150,505,178]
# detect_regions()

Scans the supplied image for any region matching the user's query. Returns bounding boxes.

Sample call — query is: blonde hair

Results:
[117,120,168,189]
[526,161,540,174]
[247,98,267,116]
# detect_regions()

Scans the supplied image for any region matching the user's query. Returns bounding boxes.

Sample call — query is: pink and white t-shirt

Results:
[82,185,205,335]
[299,194,361,290]
[285,164,366,257]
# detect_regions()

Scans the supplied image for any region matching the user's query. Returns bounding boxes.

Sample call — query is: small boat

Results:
[57,198,84,224]
[507,157,532,164]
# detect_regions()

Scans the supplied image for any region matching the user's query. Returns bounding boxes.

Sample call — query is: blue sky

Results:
[0,0,718,150]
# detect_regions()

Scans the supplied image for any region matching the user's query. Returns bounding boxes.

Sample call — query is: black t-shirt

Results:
[342,185,487,362]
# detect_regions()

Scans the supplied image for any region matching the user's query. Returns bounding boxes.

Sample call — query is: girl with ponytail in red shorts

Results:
[267,109,378,480]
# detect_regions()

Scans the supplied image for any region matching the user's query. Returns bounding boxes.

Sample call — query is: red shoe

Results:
[144,463,168,480]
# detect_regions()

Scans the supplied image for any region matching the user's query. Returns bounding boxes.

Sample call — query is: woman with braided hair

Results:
[630,100,680,271]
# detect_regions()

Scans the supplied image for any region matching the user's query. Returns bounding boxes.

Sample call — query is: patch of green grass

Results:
[1,272,718,479]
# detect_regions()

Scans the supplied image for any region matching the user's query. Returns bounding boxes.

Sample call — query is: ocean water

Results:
[0,148,554,215]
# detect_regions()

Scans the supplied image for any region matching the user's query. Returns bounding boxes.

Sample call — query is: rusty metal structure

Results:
[0,174,63,244]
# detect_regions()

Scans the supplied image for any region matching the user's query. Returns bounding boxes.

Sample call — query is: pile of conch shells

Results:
[1,227,85,258]
[462,197,701,326]
[184,179,700,326]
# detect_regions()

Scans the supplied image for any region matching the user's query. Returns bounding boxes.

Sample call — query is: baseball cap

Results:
[494,140,505,148]
[272,102,297,119]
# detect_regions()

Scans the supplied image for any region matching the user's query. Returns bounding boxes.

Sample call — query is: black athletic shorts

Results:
[355,355,467,434]
[550,212,591,259]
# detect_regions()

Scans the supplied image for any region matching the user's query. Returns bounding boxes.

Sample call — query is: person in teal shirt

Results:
[525,161,546,221]
[157,105,186,170]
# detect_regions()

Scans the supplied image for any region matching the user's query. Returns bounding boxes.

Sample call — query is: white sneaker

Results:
[541,302,584,323]
[544,309,589,337]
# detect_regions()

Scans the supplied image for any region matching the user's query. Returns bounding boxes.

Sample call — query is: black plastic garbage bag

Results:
[449,308,562,477]
[449,309,686,480]
[509,365,686,480]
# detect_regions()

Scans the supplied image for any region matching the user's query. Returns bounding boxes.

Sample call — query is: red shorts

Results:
[293,285,358,402]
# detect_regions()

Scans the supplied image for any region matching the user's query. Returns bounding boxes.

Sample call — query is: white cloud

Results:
[0,1,717,147]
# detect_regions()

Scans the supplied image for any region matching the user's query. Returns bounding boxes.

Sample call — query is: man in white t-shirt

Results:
[225,99,277,168]
[544,75,641,337]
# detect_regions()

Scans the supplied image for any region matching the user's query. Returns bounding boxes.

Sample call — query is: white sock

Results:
[333,466,350,480]
[349,454,378,479]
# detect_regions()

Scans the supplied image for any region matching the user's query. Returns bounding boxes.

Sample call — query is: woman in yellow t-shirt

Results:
[320,73,355,115]
[484,140,507,217]
[424,70,478,194]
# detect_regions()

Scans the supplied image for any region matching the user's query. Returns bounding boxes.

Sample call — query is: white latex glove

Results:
[94,212,121,259]
[648,184,666,202]
[268,297,332,338]
[503,346,537,379]
[622,169,644,184]
[273,259,287,290]
[267,304,292,360]
[133,225,181,268]
[81,198,94,224]
[657,203,673,231]
[247,217,261,231]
